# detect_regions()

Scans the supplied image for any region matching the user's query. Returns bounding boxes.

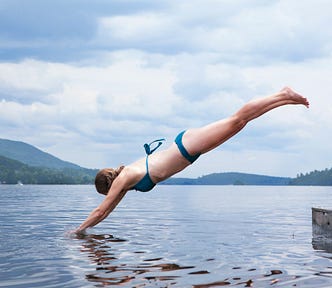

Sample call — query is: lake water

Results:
[1,185,332,287]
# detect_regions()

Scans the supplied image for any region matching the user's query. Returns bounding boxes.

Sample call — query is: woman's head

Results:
[94,166,124,195]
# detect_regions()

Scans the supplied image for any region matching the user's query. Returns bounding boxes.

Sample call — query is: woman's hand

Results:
[65,228,87,239]
[75,228,86,235]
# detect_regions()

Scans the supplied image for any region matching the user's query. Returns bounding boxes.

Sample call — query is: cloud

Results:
[198,1,328,61]
[0,0,331,176]
[2,0,332,63]
[0,0,168,61]
[0,53,182,166]
[93,0,332,64]
[0,50,325,174]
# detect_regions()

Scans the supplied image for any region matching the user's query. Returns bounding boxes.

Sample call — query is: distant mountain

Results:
[162,172,291,186]
[0,138,81,169]
[197,172,291,185]
[0,155,96,184]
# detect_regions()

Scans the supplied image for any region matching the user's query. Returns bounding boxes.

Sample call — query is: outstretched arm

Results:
[75,183,127,234]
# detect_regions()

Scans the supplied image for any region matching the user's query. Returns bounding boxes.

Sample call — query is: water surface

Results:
[1,185,332,287]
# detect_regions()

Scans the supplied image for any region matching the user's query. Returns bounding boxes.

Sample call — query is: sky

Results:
[0,0,331,178]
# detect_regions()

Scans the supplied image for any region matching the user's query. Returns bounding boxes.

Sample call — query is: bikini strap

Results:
[143,138,165,155]
[143,138,165,175]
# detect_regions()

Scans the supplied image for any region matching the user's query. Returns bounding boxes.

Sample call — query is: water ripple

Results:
[2,185,332,287]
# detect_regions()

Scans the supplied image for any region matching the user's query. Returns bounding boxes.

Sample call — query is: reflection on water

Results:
[75,233,271,287]
[313,237,332,253]
[76,233,190,286]
[73,231,332,288]
[2,185,332,287]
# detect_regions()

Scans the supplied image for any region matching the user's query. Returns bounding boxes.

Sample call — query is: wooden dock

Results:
[312,207,332,238]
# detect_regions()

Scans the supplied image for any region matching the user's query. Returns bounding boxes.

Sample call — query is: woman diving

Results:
[75,87,309,234]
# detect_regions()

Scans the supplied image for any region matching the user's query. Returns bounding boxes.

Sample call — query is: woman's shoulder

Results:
[125,157,146,172]
[117,162,146,189]
[122,163,141,175]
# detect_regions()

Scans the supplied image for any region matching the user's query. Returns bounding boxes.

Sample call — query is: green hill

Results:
[196,172,290,185]
[162,169,332,186]
[0,138,81,169]
[0,155,96,184]
[0,138,98,184]
[162,172,291,186]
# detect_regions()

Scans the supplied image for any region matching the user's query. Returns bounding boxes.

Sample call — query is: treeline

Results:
[0,155,98,184]
[162,169,332,186]
[289,168,332,186]
[162,172,290,186]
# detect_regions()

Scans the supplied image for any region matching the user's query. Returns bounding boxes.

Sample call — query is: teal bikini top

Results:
[132,138,165,192]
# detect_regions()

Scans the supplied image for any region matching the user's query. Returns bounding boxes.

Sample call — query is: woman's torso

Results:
[126,143,191,189]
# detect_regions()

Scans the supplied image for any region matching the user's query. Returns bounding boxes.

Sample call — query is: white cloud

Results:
[0,53,182,167]
[1,0,332,176]
[94,0,332,64]
[1,50,326,173]
[98,13,171,41]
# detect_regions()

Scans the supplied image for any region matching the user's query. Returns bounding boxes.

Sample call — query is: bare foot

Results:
[281,87,310,108]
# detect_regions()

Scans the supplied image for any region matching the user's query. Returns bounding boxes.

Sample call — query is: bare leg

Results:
[183,87,309,155]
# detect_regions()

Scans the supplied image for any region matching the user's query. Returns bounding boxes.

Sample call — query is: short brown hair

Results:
[94,166,124,195]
